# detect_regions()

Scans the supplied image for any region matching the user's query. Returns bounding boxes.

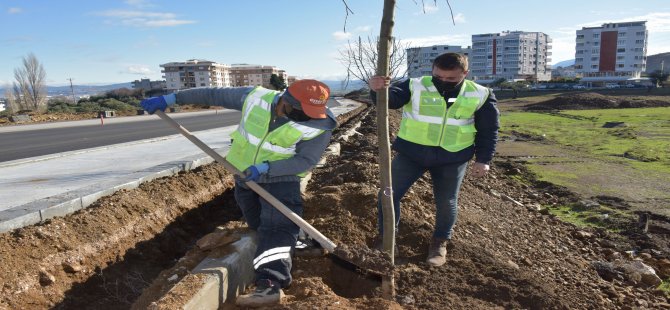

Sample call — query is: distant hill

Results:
[552,59,575,68]
[0,80,369,98]
[320,79,367,95]
[0,82,133,98]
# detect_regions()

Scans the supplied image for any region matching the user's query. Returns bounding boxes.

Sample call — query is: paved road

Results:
[0,110,241,163]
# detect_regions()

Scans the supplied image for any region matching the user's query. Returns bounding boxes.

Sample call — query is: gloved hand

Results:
[141,93,176,114]
[242,162,270,182]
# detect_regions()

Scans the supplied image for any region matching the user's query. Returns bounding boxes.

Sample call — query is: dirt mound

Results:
[2,103,670,309]
[527,92,670,110]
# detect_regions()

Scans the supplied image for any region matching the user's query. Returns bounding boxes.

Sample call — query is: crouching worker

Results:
[141,79,337,307]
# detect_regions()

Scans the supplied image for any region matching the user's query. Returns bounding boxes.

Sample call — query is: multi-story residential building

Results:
[406,45,472,78]
[131,78,166,91]
[645,52,669,74]
[552,65,577,79]
[287,76,298,85]
[469,31,552,84]
[160,59,231,92]
[229,64,288,89]
[574,21,647,85]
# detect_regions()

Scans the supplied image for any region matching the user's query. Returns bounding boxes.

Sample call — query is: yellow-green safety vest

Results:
[226,87,324,177]
[397,77,489,152]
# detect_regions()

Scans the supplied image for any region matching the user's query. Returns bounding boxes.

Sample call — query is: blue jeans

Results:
[234,180,302,288]
[377,152,468,240]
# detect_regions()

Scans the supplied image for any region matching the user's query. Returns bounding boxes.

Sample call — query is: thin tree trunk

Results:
[376,0,396,300]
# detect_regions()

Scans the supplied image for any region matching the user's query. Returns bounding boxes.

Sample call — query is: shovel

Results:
[153,110,392,275]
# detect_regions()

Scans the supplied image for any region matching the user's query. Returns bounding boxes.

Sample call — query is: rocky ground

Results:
[1,100,669,309]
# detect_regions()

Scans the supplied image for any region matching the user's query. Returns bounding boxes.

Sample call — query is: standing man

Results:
[141,79,337,307]
[369,52,499,267]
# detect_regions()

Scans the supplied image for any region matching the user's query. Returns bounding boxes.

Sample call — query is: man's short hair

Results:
[432,53,468,71]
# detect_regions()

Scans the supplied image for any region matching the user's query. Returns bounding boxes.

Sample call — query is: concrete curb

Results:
[0,152,220,233]
[150,234,257,309]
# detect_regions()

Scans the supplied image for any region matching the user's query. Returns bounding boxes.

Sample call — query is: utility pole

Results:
[662,60,665,74]
[67,78,76,104]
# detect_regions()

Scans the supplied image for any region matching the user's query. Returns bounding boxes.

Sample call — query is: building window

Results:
[618,64,625,68]
[592,49,600,54]
[593,33,600,39]
[591,65,598,69]
[617,40,626,45]
[636,31,645,36]
[635,40,644,44]
[618,32,626,37]
[591,57,599,61]
[617,48,626,53]
[577,34,584,39]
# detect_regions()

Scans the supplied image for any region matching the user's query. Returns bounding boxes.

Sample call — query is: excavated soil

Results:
[2,103,670,309]
[526,92,670,110]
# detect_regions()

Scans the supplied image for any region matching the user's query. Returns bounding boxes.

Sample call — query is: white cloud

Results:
[95,10,196,27]
[332,31,352,41]
[415,3,438,15]
[123,65,153,75]
[453,13,466,24]
[403,34,471,47]
[8,7,22,14]
[354,26,372,33]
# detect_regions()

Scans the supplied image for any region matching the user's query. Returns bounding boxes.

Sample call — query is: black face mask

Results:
[286,107,311,122]
[432,76,462,94]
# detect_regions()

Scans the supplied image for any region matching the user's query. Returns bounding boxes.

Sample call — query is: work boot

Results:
[235,279,284,307]
[426,237,448,267]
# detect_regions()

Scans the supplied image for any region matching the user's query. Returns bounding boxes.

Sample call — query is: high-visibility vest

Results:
[226,87,324,177]
[397,77,489,152]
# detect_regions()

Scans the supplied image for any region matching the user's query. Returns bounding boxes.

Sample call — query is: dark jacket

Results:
[371,78,499,165]
[174,87,337,183]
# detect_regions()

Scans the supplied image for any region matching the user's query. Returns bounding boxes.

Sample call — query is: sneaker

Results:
[235,279,284,307]
[426,237,448,267]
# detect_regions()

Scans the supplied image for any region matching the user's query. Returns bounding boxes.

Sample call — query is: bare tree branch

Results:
[444,0,455,26]
[338,35,414,86]
[341,0,354,32]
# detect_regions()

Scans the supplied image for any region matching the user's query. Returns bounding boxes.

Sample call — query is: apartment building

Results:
[160,59,231,92]
[469,31,552,84]
[574,21,647,84]
[406,45,472,78]
[131,78,166,91]
[229,64,288,89]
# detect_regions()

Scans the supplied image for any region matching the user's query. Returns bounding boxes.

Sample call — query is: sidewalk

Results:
[0,99,362,232]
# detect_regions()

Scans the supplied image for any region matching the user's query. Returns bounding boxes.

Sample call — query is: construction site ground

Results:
[2,93,670,309]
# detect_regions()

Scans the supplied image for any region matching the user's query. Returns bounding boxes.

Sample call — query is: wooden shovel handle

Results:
[154,110,337,252]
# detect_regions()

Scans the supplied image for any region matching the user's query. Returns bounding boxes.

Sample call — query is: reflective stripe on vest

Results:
[226,87,324,177]
[397,77,489,152]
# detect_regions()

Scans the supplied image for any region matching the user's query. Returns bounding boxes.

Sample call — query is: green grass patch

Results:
[546,203,632,232]
[500,107,670,174]
[659,279,670,297]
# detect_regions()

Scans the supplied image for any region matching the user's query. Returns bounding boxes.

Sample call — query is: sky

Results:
[1,0,669,86]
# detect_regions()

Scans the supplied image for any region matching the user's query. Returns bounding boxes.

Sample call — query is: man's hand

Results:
[243,162,270,182]
[368,76,391,92]
[471,162,490,178]
[141,94,176,114]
